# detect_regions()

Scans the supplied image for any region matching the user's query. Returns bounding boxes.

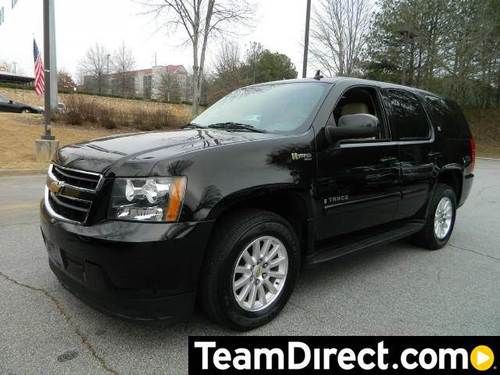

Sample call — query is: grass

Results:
[0,87,194,170]
[0,113,116,170]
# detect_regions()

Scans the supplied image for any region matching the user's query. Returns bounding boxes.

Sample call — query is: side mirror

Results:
[325,114,379,144]
[9,100,13,104]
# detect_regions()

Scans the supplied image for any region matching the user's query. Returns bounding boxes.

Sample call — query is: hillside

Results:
[0,87,193,121]
[463,108,500,158]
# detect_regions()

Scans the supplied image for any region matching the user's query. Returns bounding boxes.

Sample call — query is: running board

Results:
[306,221,424,266]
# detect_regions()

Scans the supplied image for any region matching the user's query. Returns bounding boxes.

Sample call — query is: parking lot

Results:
[0,160,499,374]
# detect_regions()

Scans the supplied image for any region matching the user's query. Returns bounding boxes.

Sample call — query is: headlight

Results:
[109,177,186,222]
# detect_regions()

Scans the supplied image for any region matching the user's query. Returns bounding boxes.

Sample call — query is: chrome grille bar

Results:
[45,164,103,224]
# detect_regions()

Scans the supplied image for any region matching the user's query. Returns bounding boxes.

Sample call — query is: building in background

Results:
[83,64,191,102]
[0,70,34,87]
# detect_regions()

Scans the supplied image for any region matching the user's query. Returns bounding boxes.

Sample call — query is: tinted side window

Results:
[382,89,430,140]
[424,95,470,138]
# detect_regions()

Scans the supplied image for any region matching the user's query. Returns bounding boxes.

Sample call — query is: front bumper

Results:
[40,200,214,321]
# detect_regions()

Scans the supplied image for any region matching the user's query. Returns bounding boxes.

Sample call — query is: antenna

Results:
[314,70,323,80]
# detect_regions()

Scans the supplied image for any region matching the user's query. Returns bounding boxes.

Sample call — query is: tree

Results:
[57,70,76,91]
[142,0,253,116]
[245,41,264,84]
[205,41,298,104]
[158,72,183,103]
[366,0,500,107]
[112,42,136,97]
[252,50,298,83]
[310,0,372,77]
[207,40,246,102]
[79,43,110,95]
[365,0,450,87]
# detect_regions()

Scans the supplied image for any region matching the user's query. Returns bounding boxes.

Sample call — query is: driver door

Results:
[314,85,401,240]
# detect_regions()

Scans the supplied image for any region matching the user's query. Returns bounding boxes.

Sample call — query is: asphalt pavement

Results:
[0,160,499,374]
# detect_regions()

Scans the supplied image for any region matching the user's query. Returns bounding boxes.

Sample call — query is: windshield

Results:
[192,82,330,133]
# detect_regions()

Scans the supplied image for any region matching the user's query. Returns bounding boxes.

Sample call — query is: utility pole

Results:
[302,0,312,78]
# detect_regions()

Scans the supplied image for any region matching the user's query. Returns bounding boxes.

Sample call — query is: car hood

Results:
[54,129,280,176]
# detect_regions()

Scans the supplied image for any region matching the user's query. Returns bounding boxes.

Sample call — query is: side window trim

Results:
[382,88,433,141]
[330,84,394,146]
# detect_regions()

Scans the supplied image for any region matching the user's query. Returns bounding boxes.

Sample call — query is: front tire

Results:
[413,183,457,250]
[200,209,300,331]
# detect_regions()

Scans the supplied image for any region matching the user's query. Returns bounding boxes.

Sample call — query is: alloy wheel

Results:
[434,196,453,240]
[232,235,288,312]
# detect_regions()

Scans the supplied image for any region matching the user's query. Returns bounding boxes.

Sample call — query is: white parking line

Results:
[478,157,500,161]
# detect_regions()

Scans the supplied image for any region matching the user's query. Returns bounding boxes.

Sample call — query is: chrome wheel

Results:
[434,197,453,240]
[232,235,288,312]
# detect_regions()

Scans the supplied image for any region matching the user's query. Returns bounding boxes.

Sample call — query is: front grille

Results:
[51,164,101,190]
[48,192,92,223]
[45,164,103,224]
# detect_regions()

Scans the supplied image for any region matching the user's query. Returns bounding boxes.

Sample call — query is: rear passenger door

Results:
[381,89,436,220]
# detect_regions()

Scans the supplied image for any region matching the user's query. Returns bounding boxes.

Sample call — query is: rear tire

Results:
[413,183,457,250]
[200,209,300,331]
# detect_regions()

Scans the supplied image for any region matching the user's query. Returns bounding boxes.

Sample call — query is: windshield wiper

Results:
[207,122,266,133]
[183,122,206,129]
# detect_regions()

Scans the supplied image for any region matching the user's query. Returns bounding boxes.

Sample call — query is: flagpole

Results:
[42,0,54,140]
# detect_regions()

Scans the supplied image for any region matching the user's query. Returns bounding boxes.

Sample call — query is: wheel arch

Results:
[437,166,463,203]
[207,186,314,256]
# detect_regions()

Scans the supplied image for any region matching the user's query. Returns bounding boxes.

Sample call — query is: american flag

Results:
[33,39,45,96]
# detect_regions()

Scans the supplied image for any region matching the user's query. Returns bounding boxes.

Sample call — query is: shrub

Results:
[55,94,186,131]
[98,107,117,129]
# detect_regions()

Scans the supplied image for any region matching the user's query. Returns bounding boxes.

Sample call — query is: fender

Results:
[422,163,464,219]
[207,184,314,221]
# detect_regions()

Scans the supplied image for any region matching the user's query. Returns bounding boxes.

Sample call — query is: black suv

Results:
[40,78,475,330]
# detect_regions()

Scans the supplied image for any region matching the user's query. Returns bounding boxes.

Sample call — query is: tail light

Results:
[468,137,476,172]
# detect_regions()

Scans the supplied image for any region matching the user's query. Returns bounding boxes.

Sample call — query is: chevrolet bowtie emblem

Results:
[49,180,65,194]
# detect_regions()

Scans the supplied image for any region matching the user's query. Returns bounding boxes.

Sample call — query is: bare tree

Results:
[310,0,372,76]
[158,72,183,103]
[79,43,110,95]
[112,42,136,97]
[57,70,76,91]
[142,0,253,116]
[214,40,241,76]
[245,41,264,84]
[207,40,245,102]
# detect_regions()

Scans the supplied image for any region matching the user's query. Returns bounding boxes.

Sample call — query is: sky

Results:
[0,0,313,81]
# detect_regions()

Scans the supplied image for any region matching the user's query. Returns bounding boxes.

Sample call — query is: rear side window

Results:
[424,95,471,138]
[382,89,431,140]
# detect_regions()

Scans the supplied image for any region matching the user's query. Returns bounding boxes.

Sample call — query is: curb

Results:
[0,169,47,177]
